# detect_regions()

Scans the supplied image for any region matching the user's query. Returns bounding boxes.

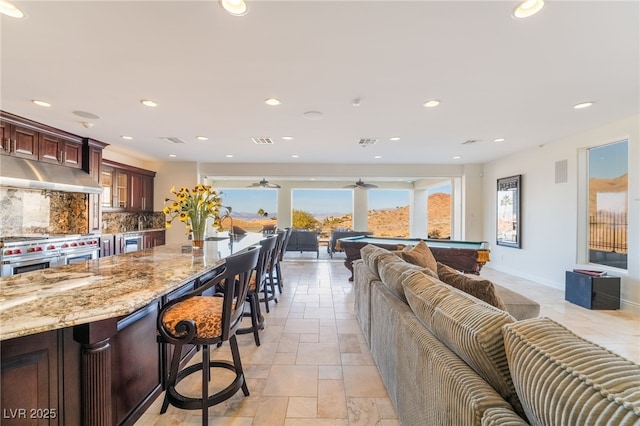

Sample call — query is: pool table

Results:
[336,236,490,280]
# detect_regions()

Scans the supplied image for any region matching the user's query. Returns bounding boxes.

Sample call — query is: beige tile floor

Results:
[136,252,640,425]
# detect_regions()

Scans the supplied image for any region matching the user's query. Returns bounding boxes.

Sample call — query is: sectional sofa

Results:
[353,242,640,425]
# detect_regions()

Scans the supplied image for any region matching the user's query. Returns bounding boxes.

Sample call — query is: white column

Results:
[353,189,368,231]
[411,188,428,238]
[461,164,484,241]
[277,184,292,228]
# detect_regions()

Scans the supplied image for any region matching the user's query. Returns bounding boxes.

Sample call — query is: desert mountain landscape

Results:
[227,192,451,239]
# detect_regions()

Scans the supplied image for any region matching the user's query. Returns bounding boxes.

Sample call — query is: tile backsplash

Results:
[0,188,165,237]
[102,211,165,234]
[0,188,87,236]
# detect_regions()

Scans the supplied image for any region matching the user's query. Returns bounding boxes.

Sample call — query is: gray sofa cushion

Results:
[503,317,640,426]
[353,259,381,347]
[378,256,438,303]
[371,279,519,425]
[403,272,524,417]
[360,244,402,278]
[482,407,530,425]
[493,284,540,320]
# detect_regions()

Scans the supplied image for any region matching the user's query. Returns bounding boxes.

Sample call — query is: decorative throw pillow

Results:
[436,262,507,311]
[402,240,438,274]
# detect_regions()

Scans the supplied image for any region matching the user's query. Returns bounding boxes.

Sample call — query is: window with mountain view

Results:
[428,183,452,239]
[368,189,410,237]
[291,189,353,236]
[588,140,628,270]
[218,188,278,232]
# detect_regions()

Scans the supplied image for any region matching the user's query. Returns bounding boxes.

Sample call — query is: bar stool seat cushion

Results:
[162,296,229,339]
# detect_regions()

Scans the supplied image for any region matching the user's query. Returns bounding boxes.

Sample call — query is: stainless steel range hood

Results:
[0,156,102,194]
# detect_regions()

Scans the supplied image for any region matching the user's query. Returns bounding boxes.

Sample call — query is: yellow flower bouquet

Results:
[163,184,231,246]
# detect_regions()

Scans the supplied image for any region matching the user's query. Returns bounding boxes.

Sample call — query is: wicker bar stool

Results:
[157,246,260,425]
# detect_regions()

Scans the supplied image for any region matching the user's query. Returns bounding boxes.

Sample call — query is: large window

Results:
[219,188,278,232]
[291,189,353,237]
[428,183,451,239]
[588,140,628,269]
[368,189,410,237]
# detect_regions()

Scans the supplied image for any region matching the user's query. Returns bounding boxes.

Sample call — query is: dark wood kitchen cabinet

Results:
[84,138,108,233]
[130,173,154,211]
[143,230,165,249]
[0,119,39,160]
[102,160,155,212]
[0,304,165,426]
[1,331,62,425]
[38,133,83,169]
[1,112,91,167]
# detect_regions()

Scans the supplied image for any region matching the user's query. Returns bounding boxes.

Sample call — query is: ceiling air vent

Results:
[358,138,379,147]
[462,139,481,145]
[252,137,274,145]
[160,137,186,144]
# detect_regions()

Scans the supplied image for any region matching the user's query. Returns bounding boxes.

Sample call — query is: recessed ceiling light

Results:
[494,138,505,142]
[32,99,51,107]
[574,101,594,109]
[219,0,248,16]
[265,98,281,106]
[453,156,462,160]
[141,99,158,107]
[374,155,382,159]
[513,0,545,19]
[225,154,234,158]
[196,136,209,141]
[303,111,324,120]
[389,137,400,141]
[291,154,299,158]
[168,154,177,158]
[121,135,133,140]
[0,1,24,18]
[282,136,294,141]
[423,100,440,108]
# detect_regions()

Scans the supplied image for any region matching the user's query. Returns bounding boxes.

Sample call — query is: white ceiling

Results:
[1,1,638,174]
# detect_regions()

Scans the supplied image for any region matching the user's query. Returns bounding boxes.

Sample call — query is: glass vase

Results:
[191,228,205,250]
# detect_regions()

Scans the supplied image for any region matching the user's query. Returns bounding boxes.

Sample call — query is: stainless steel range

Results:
[0,235,100,277]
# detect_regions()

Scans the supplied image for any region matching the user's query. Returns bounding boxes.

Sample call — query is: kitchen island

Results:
[0,233,263,426]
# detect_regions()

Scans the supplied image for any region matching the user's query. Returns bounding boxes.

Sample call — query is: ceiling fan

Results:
[247,178,281,189]
[344,179,378,189]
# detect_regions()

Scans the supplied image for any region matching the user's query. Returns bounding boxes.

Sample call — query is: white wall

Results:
[482,114,639,311]
[153,161,200,245]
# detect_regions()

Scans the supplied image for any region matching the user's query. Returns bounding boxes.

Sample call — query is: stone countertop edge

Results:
[0,242,241,341]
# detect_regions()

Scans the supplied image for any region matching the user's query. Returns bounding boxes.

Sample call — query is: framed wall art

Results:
[496,175,521,248]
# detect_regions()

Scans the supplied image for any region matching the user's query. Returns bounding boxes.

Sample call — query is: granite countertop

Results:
[0,233,263,341]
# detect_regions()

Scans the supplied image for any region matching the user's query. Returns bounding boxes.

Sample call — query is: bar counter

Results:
[0,233,263,426]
